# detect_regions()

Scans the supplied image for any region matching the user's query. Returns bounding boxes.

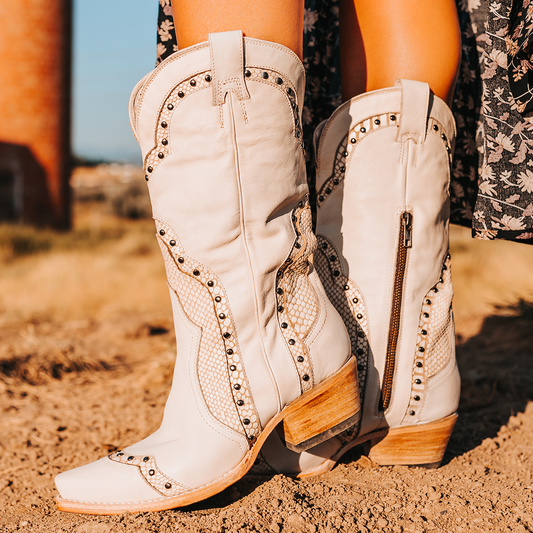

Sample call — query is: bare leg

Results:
[171,0,305,58]
[339,0,461,105]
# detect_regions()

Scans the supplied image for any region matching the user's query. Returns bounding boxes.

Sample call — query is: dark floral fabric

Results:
[156,0,533,244]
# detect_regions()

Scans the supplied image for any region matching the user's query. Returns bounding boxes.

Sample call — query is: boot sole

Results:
[56,357,360,515]
[296,412,458,478]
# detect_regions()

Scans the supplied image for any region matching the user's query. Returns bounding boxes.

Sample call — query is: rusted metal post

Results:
[0,0,72,229]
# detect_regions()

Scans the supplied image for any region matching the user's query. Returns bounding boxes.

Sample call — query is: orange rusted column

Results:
[0,0,72,229]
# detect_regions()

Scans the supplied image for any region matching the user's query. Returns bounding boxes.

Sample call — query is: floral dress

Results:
[155,0,533,245]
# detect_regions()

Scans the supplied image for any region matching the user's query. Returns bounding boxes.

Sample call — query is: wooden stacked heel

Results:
[364,413,458,468]
[282,357,361,452]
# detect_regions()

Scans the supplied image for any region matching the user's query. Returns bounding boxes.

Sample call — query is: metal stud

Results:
[357,313,363,319]
[418,346,425,352]
[360,127,366,133]
[302,374,310,381]
[281,322,288,329]
[145,175,149,181]
[243,418,250,425]
[318,195,325,201]
[409,410,415,416]
[158,152,164,159]
[234,384,241,390]
[165,482,172,489]
[162,139,168,146]
[433,124,438,131]
[357,364,364,371]
[297,355,304,362]
[333,270,340,277]
[415,379,422,385]
[190,79,196,86]
[207,280,214,287]
[351,138,356,143]
[295,242,301,249]
[143,457,149,462]
[223,332,231,338]
[215,296,221,302]
[330,255,337,262]
[333,179,339,185]
[442,133,447,141]
[321,242,328,249]
[340,166,345,172]
[219,313,226,319]
[277,306,284,312]
[433,288,439,293]
[193,269,200,276]
[262,71,269,79]
[205,74,212,82]
[237,400,244,406]
[276,288,283,295]
[149,469,155,476]
[178,91,184,98]
[422,330,427,335]
[169,240,176,246]
[358,331,364,338]
[128,456,134,461]
[286,87,293,95]
[276,77,283,85]
[344,285,350,291]
[167,103,174,110]
[353,297,359,303]
[117,452,124,456]
[343,151,348,157]
[178,256,184,263]
[357,349,364,355]
[161,121,168,128]
[374,119,380,125]
[289,339,296,346]
[226,348,233,355]
[424,312,429,318]
[416,361,423,368]
[414,395,420,401]
[390,115,396,121]
[147,166,153,173]
[325,187,331,194]
[439,277,443,283]
[245,70,251,77]
[230,365,236,371]
[426,299,432,305]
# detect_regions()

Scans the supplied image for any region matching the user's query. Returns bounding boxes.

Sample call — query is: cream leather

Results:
[55,31,352,507]
[314,80,460,438]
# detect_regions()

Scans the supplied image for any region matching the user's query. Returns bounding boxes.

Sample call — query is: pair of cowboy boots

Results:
[55,31,460,514]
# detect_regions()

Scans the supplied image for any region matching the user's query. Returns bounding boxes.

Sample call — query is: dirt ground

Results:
[0,167,532,532]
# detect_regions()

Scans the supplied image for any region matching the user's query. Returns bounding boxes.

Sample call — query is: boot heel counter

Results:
[306,268,353,383]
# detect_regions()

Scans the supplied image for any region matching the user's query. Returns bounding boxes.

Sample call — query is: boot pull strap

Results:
[209,30,250,106]
[395,79,430,144]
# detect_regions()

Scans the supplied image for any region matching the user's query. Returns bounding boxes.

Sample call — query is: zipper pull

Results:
[402,212,413,248]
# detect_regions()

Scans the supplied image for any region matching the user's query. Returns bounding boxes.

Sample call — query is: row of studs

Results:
[316,236,370,398]
[317,113,400,207]
[109,453,188,497]
[317,114,453,207]
[144,71,212,181]
[276,198,316,392]
[401,253,451,424]
[156,220,261,442]
[144,66,304,182]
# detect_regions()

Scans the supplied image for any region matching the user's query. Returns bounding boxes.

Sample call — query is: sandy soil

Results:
[1,173,532,532]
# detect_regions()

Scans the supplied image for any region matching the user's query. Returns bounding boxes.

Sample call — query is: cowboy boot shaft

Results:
[315,80,460,437]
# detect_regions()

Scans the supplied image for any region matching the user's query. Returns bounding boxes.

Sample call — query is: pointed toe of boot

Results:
[55,457,163,507]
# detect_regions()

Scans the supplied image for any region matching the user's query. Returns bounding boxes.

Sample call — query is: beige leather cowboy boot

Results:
[310,79,460,470]
[54,31,360,514]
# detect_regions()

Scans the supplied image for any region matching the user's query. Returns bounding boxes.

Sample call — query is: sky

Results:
[72,0,159,163]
